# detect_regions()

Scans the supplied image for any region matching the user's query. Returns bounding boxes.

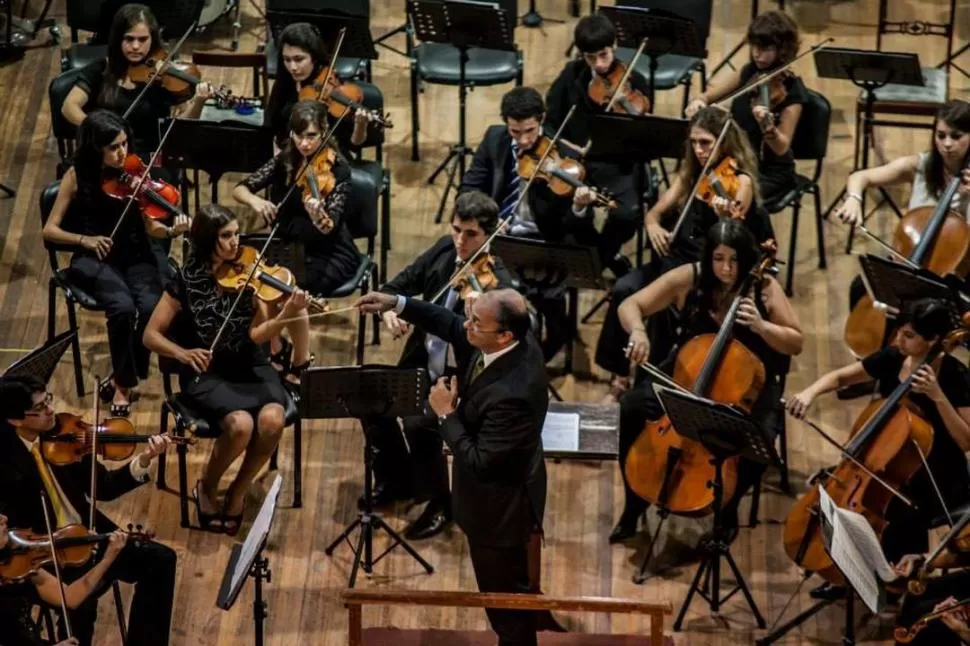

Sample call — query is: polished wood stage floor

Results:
[0,0,968,643]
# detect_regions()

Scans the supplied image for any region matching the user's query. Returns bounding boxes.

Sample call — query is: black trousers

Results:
[370,410,449,504]
[63,539,177,646]
[593,254,688,376]
[68,254,162,388]
[585,160,641,269]
[617,368,782,525]
[468,539,537,646]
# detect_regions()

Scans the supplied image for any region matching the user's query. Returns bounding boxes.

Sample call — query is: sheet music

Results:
[230,474,282,595]
[818,486,895,613]
[542,412,580,452]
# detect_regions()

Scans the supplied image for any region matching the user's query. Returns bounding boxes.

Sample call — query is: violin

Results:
[624,242,778,514]
[452,254,501,300]
[215,245,331,312]
[696,156,744,217]
[299,66,392,130]
[895,597,970,643]
[128,46,239,106]
[843,157,970,358]
[784,317,970,584]
[0,523,153,583]
[749,70,791,132]
[296,147,338,232]
[587,41,651,116]
[102,154,186,222]
[40,413,194,466]
[516,136,617,208]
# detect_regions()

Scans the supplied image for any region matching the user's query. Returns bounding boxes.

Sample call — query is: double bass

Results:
[624,242,778,515]
[784,316,970,583]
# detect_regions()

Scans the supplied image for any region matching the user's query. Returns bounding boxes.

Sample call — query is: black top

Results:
[72,174,153,264]
[730,62,808,181]
[237,150,358,260]
[545,58,651,154]
[74,59,180,155]
[0,584,42,646]
[861,347,970,513]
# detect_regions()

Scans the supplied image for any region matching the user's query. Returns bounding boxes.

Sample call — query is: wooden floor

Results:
[1,0,969,643]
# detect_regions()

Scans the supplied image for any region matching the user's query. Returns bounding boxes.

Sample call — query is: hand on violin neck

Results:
[281,289,310,318]
[104,530,129,559]
[137,434,172,468]
[710,196,741,219]
[304,197,333,232]
[572,186,595,209]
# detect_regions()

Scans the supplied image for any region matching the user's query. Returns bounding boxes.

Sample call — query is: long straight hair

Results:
[99,4,161,107]
[265,23,330,135]
[925,100,970,198]
[696,218,760,313]
[74,109,131,199]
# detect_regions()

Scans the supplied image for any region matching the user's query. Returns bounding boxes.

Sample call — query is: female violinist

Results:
[0,513,125,646]
[834,100,970,310]
[594,106,775,401]
[41,111,187,416]
[232,99,359,354]
[61,3,214,159]
[143,205,312,535]
[611,219,803,542]
[686,11,808,204]
[265,22,368,153]
[788,298,970,598]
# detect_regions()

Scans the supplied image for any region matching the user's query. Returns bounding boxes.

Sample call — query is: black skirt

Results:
[178,357,288,433]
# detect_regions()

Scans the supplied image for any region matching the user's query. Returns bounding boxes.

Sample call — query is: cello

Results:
[784,316,970,583]
[624,241,779,515]
[843,156,970,358]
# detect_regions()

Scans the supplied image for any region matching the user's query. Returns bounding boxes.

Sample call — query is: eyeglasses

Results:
[25,392,54,416]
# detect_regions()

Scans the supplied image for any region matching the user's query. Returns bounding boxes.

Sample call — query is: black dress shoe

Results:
[608,508,642,544]
[357,481,409,510]
[405,501,452,540]
[810,582,846,600]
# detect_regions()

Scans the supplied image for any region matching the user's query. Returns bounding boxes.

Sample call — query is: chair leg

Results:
[47,280,56,341]
[748,472,762,528]
[778,416,791,494]
[111,581,128,645]
[270,445,279,471]
[380,171,391,283]
[177,424,190,528]
[356,277,369,366]
[65,298,85,398]
[813,185,827,270]
[785,202,800,296]
[292,418,303,509]
[410,63,420,162]
[157,404,169,491]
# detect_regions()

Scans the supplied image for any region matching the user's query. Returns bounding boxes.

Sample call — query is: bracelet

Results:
[846,192,864,204]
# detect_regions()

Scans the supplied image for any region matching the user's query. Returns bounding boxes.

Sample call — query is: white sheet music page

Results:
[542,412,580,452]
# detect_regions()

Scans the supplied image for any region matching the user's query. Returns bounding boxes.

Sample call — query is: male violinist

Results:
[0,375,177,646]
[545,13,653,278]
[367,191,513,539]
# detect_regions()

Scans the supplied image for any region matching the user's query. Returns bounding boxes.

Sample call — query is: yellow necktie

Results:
[470,354,486,383]
[30,442,76,528]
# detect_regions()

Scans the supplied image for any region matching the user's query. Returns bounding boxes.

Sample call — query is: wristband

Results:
[846,192,864,204]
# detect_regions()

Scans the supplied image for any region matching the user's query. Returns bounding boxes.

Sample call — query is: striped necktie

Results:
[426,286,460,380]
[499,140,521,220]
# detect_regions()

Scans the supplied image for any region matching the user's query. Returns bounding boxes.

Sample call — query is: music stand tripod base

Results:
[521,0,564,28]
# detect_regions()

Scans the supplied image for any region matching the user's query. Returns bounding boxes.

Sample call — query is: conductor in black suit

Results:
[0,375,177,646]
[356,288,549,646]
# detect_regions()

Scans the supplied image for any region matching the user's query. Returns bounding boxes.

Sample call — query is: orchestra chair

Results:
[746,374,792,528]
[853,0,957,192]
[408,0,523,163]
[154,324,305,523]
[35,581,129,645]
[613,0,711,115]
[48,67,86,177]
[763,89,831,297]
[39,180,106,398]
[191,50,270,105]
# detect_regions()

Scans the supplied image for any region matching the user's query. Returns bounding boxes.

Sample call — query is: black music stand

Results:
[265,5,378,68]
[217,474,282,646]
[599,5,704,108]
[161,118,274,210]
[490,235,603,391]
[307,365,435,587]
[813,48,924,251]
[2,331,75,384]
[859,254,963,317]
[409,0,515,223]
[655,388,770,631]
[708,0,787,80]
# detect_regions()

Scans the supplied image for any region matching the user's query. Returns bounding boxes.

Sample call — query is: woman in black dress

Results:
[233,100,359,369]
[42,110,183,416]
[686,10,808,204]
[143,205,312,534]
[264,22,368,153]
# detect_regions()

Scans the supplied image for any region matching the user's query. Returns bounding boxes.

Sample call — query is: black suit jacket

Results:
[380,235,512,371]
[399,298,548,547]
[0,428,145,534]
[461,125,580,242]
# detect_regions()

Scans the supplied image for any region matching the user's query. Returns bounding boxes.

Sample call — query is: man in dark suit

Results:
[356,288,549,646]
[368,190,514,540]
[0,375,177,646]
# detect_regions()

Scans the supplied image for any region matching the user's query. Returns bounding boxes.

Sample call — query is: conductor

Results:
[356,288,548,646]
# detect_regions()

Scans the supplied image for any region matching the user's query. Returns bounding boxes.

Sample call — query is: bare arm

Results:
[143,292,184,358]
[62,86,91,127]
[618,263,695,333]
[41,169,83,246]
[846,155,920,195]
[786,361,871,418]
[645,174,687,227]
[686,68,744,116]
[32,542,121,608]
[753,276,804,355]
[934,400,970,452]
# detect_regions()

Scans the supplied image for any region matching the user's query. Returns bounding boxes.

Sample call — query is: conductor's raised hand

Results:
[429,376,458,417]
[355,291,398,314]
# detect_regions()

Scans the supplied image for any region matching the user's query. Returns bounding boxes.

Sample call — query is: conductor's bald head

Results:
[465,289,531,352]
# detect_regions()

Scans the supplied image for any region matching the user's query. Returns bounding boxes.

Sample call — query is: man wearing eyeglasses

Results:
[0,375,177,646]
[356,288,549,646]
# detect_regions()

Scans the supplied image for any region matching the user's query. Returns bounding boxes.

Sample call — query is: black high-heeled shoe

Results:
[282,356,314,398]
[269,337,293,374]
[193,482,223,533]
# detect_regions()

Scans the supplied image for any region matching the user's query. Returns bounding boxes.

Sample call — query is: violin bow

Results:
[603,39,648,113]
[668,116,735,242]
[712,38,835,110]
[920,506,970,577]
[427,106,579,304]
[122,21,200,121]
[88,375,100,532]
[779,401,917,509]
[205,108,351,357]
[39,492,73,640]
[313,27,347,104]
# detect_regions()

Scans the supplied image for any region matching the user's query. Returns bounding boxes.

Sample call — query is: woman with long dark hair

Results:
[42,110,183,416]
[143,205,311,535]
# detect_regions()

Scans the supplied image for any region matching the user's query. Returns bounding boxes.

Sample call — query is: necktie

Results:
[426,286,460,380]
[469,353,486,383]
[30,442,80,528]
[499,140,522,220]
